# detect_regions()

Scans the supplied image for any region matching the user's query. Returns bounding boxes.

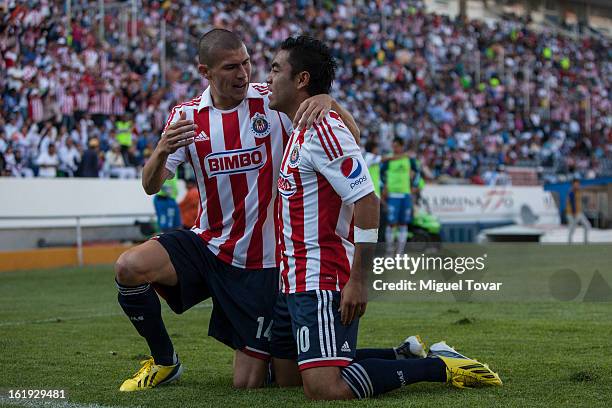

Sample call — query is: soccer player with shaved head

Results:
[114,29,359,391]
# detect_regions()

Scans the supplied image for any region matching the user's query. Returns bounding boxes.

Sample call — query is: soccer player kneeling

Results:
[267,36,502,400]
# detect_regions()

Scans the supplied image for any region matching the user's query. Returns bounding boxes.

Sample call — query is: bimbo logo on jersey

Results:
[340,158,362,179]
[277,172,296,197]
[204,144,266,177]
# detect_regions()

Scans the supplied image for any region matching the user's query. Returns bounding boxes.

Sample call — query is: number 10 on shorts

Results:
[296,326,310,353]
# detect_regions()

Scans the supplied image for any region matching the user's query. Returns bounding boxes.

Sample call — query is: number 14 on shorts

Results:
[256,316,272,340]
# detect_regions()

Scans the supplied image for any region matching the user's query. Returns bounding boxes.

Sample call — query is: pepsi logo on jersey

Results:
[340,157,368,189]
[341,157,362,179]
[204,144,267,177]
[349,175,368,190]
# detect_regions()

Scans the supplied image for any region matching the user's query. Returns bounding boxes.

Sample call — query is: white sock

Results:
[385,226,394,244]
[397,226,408,253]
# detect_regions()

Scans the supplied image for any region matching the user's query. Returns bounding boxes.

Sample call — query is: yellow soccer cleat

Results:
[119,357,183,391]
[430,341,502,388]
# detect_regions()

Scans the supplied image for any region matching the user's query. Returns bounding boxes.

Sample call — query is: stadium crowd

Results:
[0,0,610,183]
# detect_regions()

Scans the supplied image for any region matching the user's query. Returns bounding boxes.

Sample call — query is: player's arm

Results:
[380,152,409,163]
[293,95,360,142]
[142,111,195,195]
[340,192,379,325]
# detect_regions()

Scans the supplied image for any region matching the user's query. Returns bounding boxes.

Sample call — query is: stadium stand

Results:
[0,0,610,184]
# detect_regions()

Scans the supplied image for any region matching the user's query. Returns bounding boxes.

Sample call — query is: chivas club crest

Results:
[250,112,270,137]
[288,144,301,168]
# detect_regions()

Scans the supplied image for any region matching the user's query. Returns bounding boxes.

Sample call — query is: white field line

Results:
[0,303,212,327]
[0,396,141,408]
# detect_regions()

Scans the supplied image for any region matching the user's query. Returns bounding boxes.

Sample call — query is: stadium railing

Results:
[0,213,154,267]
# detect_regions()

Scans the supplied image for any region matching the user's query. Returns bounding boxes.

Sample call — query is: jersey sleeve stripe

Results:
[322,118,344,156]
[313,124,334,161]
[162,98,202,132]
[252,84,270,95]
[163,106,177,132]
[316,123,340,159]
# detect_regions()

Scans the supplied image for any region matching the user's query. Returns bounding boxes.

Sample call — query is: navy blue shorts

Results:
[270,290,358,371]
[154,229,278,360]
[387,194,412,225]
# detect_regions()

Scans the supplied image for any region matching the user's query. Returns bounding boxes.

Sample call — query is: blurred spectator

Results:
[179,179,199,229]
[154,174,181,232]
[0,129,7,155]
[36,142,59,178]
[104,142,136,179]
[78,138,100,178]
[58,136,80,177]
[115,113,133,160]
[6,147,34,177]
[0,152,7,176]
[566,178,591,243]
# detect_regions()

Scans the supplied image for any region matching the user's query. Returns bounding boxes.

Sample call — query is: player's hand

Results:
[293,94,332,130]
[339,279,367,326]
[158,111,195,155]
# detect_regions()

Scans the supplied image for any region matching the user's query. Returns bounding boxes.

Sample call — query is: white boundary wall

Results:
[0,178,171,229]
[0,179,558,228]
[422,185,560,225]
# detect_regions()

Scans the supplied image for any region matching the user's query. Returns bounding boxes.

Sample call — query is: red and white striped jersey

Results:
[89,93,101,114]
[278,111,374,294]
[113,95,126,115]
[100,91,114,115]
[59,93,74,115]
[164,83,291,269]
[29,96,44,122]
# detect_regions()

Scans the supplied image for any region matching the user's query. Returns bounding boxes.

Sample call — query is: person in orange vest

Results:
[179,179,199,229]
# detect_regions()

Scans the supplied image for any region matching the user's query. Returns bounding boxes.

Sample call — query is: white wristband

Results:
[354,227,378,243]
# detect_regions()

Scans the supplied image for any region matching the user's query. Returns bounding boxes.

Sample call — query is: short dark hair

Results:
[198,29,244,66]
[279,36,336,96]
[365,140,378,152]
[392,137,404,146]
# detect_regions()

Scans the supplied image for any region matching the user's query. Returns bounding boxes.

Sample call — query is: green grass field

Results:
[1,246,612,407]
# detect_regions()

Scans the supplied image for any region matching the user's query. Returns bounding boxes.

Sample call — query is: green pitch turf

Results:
[1,250,611,407]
